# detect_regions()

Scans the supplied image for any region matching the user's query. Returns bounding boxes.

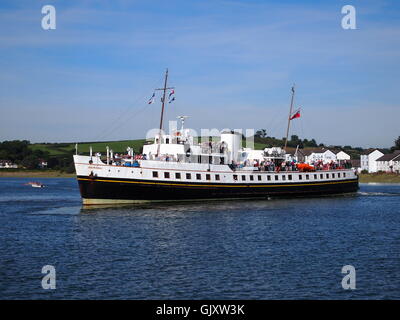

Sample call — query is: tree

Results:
[0,150,8,160]
[0,140,31,161]
[255,129,267,138]
[394,136,400,149]
[21,155,39,169]
[47,157,59,168]
[309,139,318,147]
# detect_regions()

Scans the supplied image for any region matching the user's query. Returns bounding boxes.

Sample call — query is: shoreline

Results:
[358,173,400,184]
[1,170,400,183]
[0,170,75,178]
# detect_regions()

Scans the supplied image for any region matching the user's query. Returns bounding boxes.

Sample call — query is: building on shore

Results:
[334,150,351,163]
[376,151,400,173]
[0,160,18,169]
[38,159,48,169]
[302,148,337,164]
[360,149,384,173]
[350,159,361,172]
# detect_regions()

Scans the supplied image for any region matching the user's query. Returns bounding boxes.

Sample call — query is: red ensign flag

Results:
[290,110,301,120]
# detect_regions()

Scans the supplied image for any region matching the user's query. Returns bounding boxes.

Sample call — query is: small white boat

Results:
[26,182,44,188]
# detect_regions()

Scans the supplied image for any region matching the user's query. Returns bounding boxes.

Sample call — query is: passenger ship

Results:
[73,70,359,205]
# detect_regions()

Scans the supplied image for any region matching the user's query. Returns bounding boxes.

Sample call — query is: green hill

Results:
[30,138,266,156]
[30,139,148,156]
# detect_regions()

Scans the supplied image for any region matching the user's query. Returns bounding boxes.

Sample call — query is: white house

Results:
[0,160,18,169]
[303,148,337,164]
[360,149,384,173]
[376,152,400,173]
[335,151,350,161]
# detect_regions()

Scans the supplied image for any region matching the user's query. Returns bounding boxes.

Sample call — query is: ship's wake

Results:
[357,191,400,197]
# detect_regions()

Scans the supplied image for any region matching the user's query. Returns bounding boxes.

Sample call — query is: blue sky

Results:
[0,0,399,147]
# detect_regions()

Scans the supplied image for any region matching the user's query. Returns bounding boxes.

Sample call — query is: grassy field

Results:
[29,138,267,156]
[359,173,400,183]
[30,139,148,155]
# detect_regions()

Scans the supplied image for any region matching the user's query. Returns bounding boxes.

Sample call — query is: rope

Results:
[91,75,164,142]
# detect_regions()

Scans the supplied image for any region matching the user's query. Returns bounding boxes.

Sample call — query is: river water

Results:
[0,178,399,299]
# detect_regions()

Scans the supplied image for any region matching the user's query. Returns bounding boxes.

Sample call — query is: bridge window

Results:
[152,171,158,178]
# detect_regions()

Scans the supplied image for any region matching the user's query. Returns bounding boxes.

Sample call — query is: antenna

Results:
[177,115,189,132]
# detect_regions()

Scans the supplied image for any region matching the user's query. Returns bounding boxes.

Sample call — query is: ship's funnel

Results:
[220,130,242,163]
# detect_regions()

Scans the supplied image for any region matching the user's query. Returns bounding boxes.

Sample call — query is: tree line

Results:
[0,140,75,172]
[254,130,400,157]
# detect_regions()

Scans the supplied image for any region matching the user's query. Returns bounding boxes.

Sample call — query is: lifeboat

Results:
[296,163,315,172]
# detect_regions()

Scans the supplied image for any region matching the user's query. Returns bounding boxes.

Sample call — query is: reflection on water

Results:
[0,178,399,299]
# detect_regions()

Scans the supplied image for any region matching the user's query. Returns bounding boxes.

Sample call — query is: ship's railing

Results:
[99,153,353,172]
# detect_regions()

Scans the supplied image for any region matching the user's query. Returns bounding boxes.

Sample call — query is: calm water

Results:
[0,177,399,299]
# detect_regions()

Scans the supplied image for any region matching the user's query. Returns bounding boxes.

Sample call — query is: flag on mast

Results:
[148,92,155,104]
[289,108,301,120]
[168,89,175,103]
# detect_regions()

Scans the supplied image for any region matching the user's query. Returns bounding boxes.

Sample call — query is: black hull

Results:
[77,175,359,204]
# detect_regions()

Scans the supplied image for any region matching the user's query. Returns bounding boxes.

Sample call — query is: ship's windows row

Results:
[152,171,221,181]
[151,171,345,181]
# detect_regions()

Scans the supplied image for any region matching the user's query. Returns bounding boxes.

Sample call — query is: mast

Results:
[155,69,174,156]
[284,85,295,151]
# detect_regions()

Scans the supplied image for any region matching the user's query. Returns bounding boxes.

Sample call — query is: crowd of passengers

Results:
[310,160,352,170]
[231,159,353,172]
